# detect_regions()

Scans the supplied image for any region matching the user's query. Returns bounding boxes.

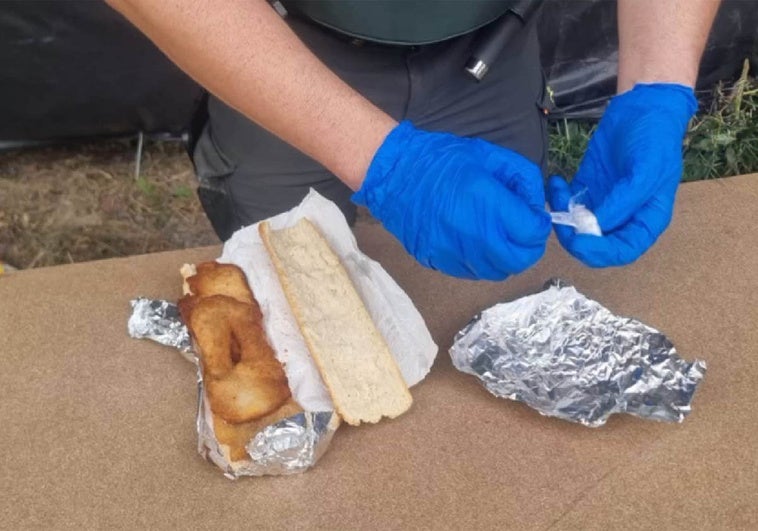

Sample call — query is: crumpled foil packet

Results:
[128,297,338,478]
[449,281,706,427]
[128,298,192,356]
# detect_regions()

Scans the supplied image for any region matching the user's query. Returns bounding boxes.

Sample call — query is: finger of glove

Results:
[477,207,548,277]
[547,175,580,249]
[496,186,552,247]
[591,142,671,233]
[432,258,482,280]
[547,175,571,211]
[425,244,509,281]
[433,185,548,279]
[569,135,615,209]
[564,196,672,267]
[487,239,547,276]
[410,204,513,281]
[416,231,508,280]
[482,143,547,209]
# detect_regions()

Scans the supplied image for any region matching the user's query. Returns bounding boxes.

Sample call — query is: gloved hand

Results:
[353,121,551,281]
[548,83,697,267]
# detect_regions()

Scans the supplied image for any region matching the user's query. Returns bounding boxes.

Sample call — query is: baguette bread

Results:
[178,262,301,462]
[259,218,412,425]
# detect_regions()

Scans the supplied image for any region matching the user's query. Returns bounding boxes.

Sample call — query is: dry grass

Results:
[0,138,218,270]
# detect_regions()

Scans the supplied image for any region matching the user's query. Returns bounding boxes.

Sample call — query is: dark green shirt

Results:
[281,0,523,45]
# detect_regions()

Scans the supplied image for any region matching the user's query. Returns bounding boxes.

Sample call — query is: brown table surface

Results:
[2,175,757,530]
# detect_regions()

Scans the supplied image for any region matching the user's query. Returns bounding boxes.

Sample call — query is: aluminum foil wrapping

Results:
[197,380,339,479]
[449,282,706,427]
[128,298,339,478]
[128,298,192,356]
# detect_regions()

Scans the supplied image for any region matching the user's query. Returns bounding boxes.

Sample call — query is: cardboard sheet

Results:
[1,175,757,529]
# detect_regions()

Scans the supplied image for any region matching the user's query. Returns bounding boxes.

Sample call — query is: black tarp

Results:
[0,1,202,145]
[1,0,756,146]
[542,0,758,119]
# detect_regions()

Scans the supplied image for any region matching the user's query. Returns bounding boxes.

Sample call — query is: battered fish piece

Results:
[182,295,291,424]
[178,261,301,462]
[184,262,255,305]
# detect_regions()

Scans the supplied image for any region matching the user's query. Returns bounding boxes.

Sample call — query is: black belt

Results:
[270,0,540,81]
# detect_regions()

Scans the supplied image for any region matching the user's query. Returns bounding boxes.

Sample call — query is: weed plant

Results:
[548,60,758,182]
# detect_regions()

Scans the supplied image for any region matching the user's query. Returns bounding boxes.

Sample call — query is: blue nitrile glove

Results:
[352,121,551,281]
[548,83,697,267]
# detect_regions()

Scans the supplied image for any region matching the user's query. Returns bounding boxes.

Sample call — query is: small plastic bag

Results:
[550,192,602,236]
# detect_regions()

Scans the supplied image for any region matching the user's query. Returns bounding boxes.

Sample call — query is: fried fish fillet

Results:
[181,294,292,423]
[183,262,255,305]
[178,261,300,462]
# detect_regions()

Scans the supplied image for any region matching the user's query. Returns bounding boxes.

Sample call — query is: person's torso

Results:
[280,0,537,45]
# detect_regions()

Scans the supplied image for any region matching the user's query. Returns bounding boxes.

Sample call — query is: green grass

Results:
[683,61,758,181]
[547,60,758,182]
[547,118,594,178]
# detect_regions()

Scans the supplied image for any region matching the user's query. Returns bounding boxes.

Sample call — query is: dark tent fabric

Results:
[1,0,756,146]
[0,1,203,145]
[542,0,758,119]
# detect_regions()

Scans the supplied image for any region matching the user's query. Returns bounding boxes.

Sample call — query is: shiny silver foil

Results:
[128,298,339,477]
[198,375,339,479]
[128,298,193,356]
[449,282,706,427]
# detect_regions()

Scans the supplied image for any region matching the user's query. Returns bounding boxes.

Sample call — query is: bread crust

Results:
[259,219,412,425]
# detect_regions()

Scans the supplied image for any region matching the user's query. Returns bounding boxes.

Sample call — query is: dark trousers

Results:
[192,14,549,241]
